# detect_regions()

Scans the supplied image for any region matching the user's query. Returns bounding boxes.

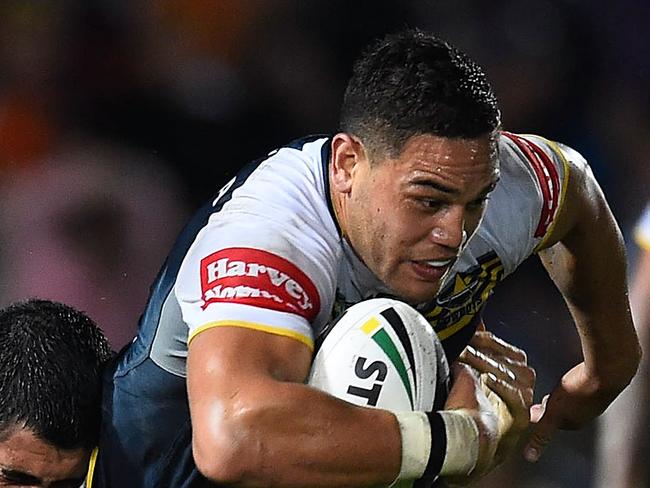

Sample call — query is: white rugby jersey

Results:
[93,132,574,487]
[171,132,571,366]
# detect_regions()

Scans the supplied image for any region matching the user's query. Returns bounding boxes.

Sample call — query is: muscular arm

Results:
[188,326,402,487]
[525,148,641,458]
[187,324,533,487]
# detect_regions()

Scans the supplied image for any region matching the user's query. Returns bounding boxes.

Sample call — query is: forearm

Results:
[523,144,641,461]
[540,214,640,405]
[191,377,403,487]
[573,292,638,401]
[187,325,444,487]
[187,324,525,486]
[564,307,638,406]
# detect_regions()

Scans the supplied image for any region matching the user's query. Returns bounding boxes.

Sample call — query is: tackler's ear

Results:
[329,133,366,194]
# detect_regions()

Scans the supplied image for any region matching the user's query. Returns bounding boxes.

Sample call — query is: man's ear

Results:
[330,133,366,194]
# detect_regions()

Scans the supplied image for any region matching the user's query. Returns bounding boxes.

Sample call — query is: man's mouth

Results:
[410,257,456,281]
[421,258,455,268]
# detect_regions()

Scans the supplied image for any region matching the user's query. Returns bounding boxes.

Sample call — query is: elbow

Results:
[598,341,643,401]
[192,426,243,484]
[193,437,241,484]
[191,410,259,484]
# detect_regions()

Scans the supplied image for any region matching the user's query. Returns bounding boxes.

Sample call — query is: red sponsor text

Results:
[200,247,320,321]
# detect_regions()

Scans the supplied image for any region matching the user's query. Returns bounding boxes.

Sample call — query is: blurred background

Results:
[0,1,647,486]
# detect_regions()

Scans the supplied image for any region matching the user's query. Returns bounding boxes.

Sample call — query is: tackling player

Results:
[0,299,112,488]
[92,30,639,487]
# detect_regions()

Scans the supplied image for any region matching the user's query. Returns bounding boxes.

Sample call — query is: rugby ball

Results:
[308,298,449,412]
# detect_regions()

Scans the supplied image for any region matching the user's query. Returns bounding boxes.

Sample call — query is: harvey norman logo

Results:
[200,247,320,320]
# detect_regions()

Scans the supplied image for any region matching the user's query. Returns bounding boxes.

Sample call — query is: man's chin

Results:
[384,281,441,307]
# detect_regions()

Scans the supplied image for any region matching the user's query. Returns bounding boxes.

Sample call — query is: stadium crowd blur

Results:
[0,1,647,486]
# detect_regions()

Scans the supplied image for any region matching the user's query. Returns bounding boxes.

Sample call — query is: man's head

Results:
[339,29,501,159]
[0,299,112,487]
[331,30,501,304]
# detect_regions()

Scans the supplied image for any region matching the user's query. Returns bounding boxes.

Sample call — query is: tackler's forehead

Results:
[0,426,89,486]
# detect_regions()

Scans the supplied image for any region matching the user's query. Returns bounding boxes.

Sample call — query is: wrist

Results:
[390,411,433,482]
[438,410,479,476]
[389,409,478,485]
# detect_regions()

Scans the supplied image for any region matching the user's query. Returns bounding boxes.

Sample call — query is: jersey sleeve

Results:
[494,132,571,271]
[634,205,650,250]
[175,149,339,351]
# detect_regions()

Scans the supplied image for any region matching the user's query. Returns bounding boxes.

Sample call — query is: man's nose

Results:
[429,206,466,249]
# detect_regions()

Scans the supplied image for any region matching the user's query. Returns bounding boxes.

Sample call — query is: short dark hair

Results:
[0,299,112,449]
[340,29,501,157]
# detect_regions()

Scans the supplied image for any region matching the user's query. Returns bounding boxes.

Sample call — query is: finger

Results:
[470,332,527,363]
[459,345,517,383]
[478,352,535,387]
[495,355,536,391]
[470,331,527,363]
[519,380,535,407]
[493,365,534,408]
[460,343,536,397]
[529,394,549,423]
[482,373,529,421]
[461,348,536,407]
[530,404,544,423]
[523,406,557,463]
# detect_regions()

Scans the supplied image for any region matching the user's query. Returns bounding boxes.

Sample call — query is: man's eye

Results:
[468,197,489,209]
[419,199,442,210]
[0,471,33,484]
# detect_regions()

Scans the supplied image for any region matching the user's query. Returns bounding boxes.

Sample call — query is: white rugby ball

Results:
[308,298,449,412]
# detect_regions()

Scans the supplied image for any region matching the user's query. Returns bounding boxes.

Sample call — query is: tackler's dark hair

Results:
[0,299,112,449]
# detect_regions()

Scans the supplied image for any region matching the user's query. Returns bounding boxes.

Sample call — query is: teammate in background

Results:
[0,299,112,488]
[93,30,639,487]
[595,206,650,488]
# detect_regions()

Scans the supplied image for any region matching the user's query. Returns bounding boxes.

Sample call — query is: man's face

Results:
[332,133,499,304]
[0,426,89,487]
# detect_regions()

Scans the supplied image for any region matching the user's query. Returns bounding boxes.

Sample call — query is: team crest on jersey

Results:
[425,251,504,339]
[200,247,320,321]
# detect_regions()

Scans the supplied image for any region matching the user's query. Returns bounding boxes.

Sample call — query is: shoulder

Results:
[495,132,582,250]
[465,133,571,271]
[174,136,341,346]
[204,135,337,254]
[205,135,340,279]
[498,132,590,201]
[498,132,572,192]
[221,135,331,203]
